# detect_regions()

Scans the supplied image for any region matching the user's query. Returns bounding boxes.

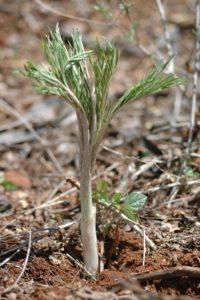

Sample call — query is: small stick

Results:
[66,253,96,280]
[139,178,200,194]
[168,0,200,207]
[142,228,146,267]
[0,249,20,267]
[2,231,32,294]
[99,240,105,272]
[15,230,32,285]
[34,0,111,26]
[124,217,156,251]
[155,0,174,73]
[132,266,200,282]
[185,0,200,159]
[98,199,157,251]
[103,145,163,164]
[131,159,159,181]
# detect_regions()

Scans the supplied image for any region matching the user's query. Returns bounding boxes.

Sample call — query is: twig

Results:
[185,0,200,158]
[0,98,63,173]
[102,144,163,164]
[168,1,200,207]
[15,230,32,285]
[142,178,200,194]
[0,249,20,267]
[131,159,159,181]
[66,253,96,280]
[34,0,111,26]
[132,266,200,282]
[155,0,185,124]
[155,0,174,73]
[2,231,32,294]
[122,215,156,251]
[99,240,105,272]
[142,228,146,267]
[98,199,157,251]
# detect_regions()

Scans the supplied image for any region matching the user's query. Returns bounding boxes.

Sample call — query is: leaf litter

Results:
[0,0,200,299]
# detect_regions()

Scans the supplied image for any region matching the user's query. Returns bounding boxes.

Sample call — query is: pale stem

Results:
[79,115,98,276]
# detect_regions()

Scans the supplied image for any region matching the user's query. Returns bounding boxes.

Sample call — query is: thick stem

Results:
[79,115,98,276]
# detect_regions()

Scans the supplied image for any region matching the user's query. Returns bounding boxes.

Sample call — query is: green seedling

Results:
[183,166,200,177]
[18,24,184,276]
[93,180,147,222]
[0,176,18,191]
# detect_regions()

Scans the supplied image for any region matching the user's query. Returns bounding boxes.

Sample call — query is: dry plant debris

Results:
[0,0,200,299]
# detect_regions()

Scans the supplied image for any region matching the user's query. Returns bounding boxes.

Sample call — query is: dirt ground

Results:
[0,0,200,299]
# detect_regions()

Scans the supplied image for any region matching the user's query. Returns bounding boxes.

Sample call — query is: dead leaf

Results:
[5,170,32,189]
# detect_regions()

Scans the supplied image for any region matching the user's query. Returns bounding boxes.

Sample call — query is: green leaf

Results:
[97,180,108,193]
[183,166,200,177]
[119,1,134,15]
[121,203,136,220]
[112,192,122,207]
[121,192,147,220]
[111,58,186,115]
[125,21,139,42]
[0,176,18,191]
[90,41,119,132]
[17,25,186,167]
[18,24,93,124]
[124,192,147,212]
[93,191,109,205]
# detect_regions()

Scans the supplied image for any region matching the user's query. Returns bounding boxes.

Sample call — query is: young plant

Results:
[93,179,148,231]
[18,24,184,276]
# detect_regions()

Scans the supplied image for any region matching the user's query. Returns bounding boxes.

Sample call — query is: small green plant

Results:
[18,24,184,276]
[183,166,200,177]
[0,176,18,191]
[93,179,147,222]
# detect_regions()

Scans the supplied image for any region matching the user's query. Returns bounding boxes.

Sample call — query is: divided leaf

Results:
[91,41,119,132]
[111,58,185,116]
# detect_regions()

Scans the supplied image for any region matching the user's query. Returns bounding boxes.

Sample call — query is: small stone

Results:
[7,293,16,300]
[19,199,29,209]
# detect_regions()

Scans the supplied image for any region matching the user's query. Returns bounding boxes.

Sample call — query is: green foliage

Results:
[125,21,139,42]
[93,180,147,221]
[18,27,185,275]
[90,41,119,132]
[18,24,93,124]
[111,58,185,115]
[93,180,109,205]
[18,25,185,144]
[183,166,200,177]
[122,192,147,220]
[119,1,134,14]
[0,176,18,191]
[111,192,122,208]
